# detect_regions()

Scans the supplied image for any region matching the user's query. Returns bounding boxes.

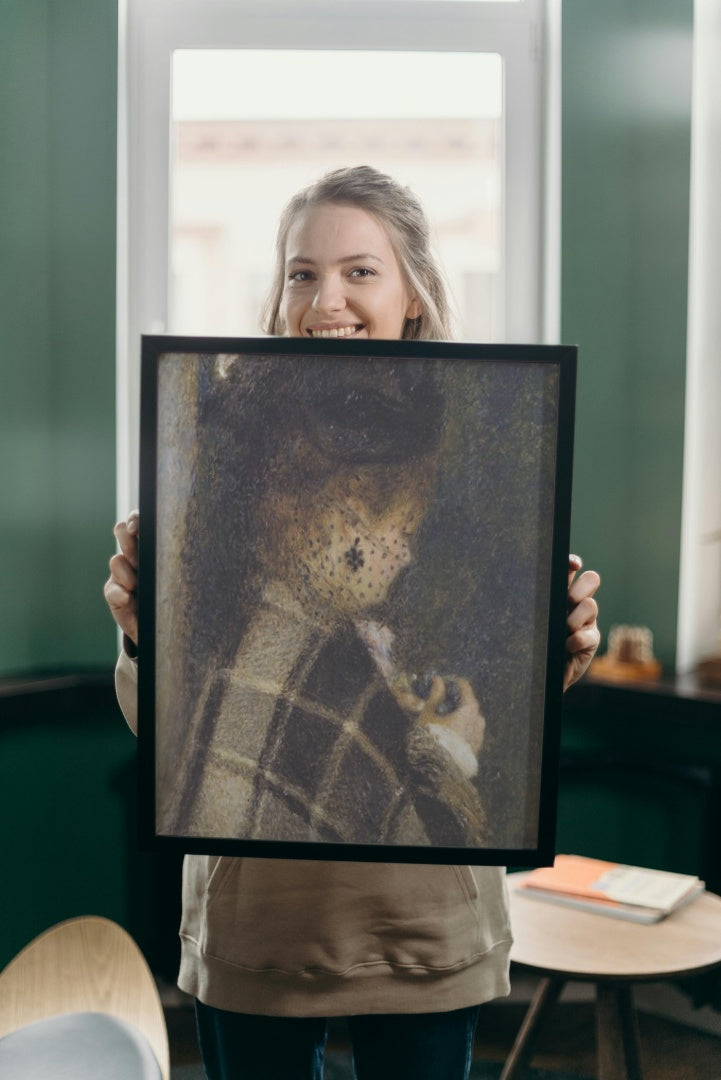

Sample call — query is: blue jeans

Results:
[195,1000,481,1080]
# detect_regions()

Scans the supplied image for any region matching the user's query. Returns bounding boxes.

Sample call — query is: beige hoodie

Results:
[116,650,512,1016]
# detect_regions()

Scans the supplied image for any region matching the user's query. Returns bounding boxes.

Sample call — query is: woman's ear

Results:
[406,296,423,320]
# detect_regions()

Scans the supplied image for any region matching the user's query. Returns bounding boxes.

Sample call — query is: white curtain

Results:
[677,0,721,672]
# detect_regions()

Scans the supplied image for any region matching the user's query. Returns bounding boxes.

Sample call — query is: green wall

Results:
[0,0,127,968]
[0,0,118,675]
[563,0,693,669]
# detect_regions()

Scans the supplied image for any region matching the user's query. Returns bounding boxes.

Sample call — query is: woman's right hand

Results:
[103,509,139,646]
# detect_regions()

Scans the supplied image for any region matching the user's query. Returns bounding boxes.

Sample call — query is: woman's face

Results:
[281,203,421,340]
[296,490,425,616]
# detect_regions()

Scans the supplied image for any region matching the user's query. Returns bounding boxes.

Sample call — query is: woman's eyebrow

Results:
[339,253,384,265]
[286,253,385,266]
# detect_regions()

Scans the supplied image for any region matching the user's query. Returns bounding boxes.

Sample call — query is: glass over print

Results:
[138,336,576,865]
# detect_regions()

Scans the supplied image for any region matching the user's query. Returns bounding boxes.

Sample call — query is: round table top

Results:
[508,871,721,981]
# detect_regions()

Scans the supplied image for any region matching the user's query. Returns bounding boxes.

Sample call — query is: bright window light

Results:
[170,50,503,341]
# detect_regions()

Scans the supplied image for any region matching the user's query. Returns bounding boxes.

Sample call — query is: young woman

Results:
[106,166,601,1080]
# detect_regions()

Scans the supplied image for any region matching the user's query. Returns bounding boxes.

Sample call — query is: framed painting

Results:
[137,336,576,865]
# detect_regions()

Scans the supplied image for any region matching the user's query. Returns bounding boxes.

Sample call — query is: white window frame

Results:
[117,0,559,512]
[676,0,721,674]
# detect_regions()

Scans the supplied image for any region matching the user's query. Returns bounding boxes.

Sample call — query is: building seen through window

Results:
[170,50,503,341]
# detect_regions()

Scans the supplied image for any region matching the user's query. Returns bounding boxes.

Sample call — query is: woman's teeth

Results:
[310,325,360,338]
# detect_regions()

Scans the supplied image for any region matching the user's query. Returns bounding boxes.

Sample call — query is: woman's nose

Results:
[313,274,345,314]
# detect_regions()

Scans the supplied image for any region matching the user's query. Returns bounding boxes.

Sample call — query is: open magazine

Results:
[516,854,705,923]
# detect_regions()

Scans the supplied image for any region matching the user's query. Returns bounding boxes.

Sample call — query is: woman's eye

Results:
[349,267,375,279]
[288,270,313,283]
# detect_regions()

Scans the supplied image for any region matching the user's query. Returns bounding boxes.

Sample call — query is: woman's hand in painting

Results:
[398,675,486,756]
[564,554,601,691]
[425,676,486,756]
[104,510,140,647]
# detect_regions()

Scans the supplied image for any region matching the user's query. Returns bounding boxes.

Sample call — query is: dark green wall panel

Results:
[559,682,721,886]
[0,0,118,674]
[0,696,133,966]
[562,1,693,669]
[1,2,54,670]
[0,682,184,975]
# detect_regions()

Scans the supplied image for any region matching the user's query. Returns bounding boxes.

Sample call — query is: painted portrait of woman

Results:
[153,353,497,850]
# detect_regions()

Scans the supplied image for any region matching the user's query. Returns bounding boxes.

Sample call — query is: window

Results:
[169,49,503,340]
[118,0,557,510]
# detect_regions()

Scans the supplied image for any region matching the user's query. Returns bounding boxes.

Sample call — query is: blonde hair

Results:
[262,165,454,341]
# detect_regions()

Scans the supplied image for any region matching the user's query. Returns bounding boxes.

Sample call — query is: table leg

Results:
[500,976,565,1080]
[596,982,643,1080]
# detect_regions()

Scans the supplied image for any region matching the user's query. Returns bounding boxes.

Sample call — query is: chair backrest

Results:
[0,915,170,1080]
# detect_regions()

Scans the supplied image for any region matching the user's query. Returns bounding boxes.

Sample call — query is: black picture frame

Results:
[138,335,576,865]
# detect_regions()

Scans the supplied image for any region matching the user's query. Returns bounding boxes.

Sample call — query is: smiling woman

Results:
[282,205,421,340]
[263,166,452,341]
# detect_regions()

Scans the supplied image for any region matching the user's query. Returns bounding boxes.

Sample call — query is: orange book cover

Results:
[522,855,619,898]
[520,854,701,913]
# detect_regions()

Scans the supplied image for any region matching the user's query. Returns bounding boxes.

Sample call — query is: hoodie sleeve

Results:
[115,645,139,736]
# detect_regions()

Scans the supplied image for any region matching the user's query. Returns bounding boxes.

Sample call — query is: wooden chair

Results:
[0,915,170,1079]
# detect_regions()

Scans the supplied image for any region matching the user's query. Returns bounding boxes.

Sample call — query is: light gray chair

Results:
[0,916,170,1079]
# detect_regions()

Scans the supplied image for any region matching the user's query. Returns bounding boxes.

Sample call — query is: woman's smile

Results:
[306,323,365,339]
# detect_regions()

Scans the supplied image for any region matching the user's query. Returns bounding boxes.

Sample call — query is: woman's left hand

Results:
[565,554,601,691]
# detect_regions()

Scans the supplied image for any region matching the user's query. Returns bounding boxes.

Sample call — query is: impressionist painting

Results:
[139,337,575,864]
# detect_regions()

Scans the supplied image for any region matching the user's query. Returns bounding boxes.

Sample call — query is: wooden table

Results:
[502,873,721,1080]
